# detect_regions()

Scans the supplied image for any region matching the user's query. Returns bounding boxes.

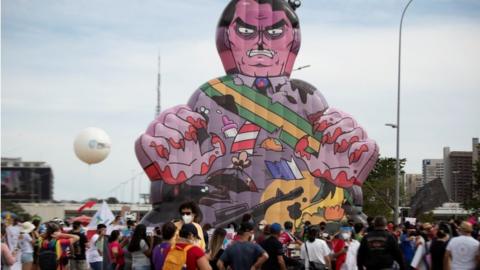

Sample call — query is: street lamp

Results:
[292,65,311,72]
[394,0,414,225]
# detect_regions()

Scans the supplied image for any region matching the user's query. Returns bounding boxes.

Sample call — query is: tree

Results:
[105,197,120,204]
[362,157,406,220]
[1,199,31,221]
[464,160,480,210]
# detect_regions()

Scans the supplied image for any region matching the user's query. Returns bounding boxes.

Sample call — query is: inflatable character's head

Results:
[217,0,301,77]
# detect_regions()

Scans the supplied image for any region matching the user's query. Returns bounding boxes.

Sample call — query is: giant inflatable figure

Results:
[136,0,379,228]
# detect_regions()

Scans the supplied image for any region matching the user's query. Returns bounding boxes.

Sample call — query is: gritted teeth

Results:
[247,49,274,58]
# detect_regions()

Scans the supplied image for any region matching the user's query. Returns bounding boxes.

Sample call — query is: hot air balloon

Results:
[74,127,111,165]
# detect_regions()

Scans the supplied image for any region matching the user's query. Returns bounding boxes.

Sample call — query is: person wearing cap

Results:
[337,226,360,270]
[173,223,211,270]
[18,221,36,270]
[174,201,206,250]
[259,223,287,270]
[332,225,350,270]
[400,223,417,266]
[357,216,406,270]
[218,222,268,270]
[444,221,480,270]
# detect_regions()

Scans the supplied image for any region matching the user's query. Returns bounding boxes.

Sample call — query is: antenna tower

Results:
[155,55,161,118]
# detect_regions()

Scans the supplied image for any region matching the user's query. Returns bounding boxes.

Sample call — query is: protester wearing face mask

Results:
[339,228,360,270]
[218,222,268,270]
[174,201,206,250]
[254,222,270,244]
[332,226,351,270]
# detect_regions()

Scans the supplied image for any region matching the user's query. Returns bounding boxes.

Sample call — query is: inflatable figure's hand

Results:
[295,108,378,188]
[135,105,226,185]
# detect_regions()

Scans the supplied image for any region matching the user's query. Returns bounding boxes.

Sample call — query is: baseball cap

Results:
[180,223,200,239]
[270,223,282,234]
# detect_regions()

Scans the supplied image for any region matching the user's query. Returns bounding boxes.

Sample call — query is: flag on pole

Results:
[87,201,115,229]
[77,200,97,212]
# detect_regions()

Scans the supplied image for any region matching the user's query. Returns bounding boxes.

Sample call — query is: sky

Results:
[2,0,480,202]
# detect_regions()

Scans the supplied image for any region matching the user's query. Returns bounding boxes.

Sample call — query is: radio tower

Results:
[155,55,161,118]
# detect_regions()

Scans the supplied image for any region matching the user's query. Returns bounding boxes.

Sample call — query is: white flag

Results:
[87,201,115,229]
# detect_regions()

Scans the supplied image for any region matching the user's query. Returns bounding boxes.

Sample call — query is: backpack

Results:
[38,249,58,269]
[162,244,193,270]
[38,239,58,270]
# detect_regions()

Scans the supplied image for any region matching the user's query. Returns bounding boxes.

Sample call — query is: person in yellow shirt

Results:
[173,201,206,250]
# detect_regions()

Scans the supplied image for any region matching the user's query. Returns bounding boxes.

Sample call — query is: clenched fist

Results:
[135,105,226,185]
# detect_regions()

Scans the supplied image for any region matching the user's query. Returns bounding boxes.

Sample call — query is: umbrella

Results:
[72,215,92,226]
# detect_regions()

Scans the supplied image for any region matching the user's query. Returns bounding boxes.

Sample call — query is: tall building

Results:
[1,157,54,202]
[472,138,479,201]
[473,138,479,164]
[405,174,422,203]
[449,151,472,203]
[422,159,444,185]
[443,139,477,203]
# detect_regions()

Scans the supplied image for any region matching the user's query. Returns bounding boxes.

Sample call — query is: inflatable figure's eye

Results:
[267,28,283,37]
[238,27,255,35]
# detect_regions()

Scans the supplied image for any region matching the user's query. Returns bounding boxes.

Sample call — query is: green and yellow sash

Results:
[200,76,322,155]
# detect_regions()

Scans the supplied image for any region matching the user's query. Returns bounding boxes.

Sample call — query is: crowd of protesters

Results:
[2,202,480,270]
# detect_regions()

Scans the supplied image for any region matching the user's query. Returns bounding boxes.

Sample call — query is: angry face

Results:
[217,0,301,77]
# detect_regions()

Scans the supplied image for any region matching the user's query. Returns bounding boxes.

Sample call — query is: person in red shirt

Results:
[174,224,211,270]
[331,226,352,270]
[108,230,125,270]
[278,221,302,254]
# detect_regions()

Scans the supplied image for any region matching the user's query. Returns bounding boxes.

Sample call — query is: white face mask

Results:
[182,214,193,224]
[259,225,265,231]
[341,232,351,240]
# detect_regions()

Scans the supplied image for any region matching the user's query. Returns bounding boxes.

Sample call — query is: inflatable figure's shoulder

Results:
[288,78,328,111]
[187,75,235,107]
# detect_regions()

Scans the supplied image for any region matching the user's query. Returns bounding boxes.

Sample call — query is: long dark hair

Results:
[128,224,149,252]
[109,230,120,243]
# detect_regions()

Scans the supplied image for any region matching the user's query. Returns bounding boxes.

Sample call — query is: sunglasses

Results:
[181,212,192,216]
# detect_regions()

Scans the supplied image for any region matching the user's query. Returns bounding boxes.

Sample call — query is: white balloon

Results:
[74,127,111,165]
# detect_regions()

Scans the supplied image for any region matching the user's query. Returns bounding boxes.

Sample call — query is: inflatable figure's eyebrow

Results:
[234,17,257,31]
[266,19,287,30]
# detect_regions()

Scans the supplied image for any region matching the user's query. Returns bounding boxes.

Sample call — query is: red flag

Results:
[77,201,96,212]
